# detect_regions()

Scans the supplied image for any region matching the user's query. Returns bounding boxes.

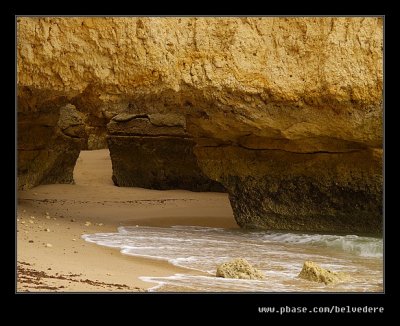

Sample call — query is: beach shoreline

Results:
[17,149,236,292]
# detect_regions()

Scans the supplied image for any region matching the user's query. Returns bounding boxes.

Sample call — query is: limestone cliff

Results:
[107,113,224,191]
[17,17,383,234]
[18,100,86,189]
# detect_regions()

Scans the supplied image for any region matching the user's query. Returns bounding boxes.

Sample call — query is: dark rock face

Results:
[195,146,382,235]
[18,103,87,190]
[107,114,224,192]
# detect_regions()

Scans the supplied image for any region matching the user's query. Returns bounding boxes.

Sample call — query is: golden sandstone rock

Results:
[298,261,349,285]
[17,17,383,234]
[216,258,265,280]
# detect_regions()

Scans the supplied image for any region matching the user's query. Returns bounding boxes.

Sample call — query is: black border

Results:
[9,9,391,320]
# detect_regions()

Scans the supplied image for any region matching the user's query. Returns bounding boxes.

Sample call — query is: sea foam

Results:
[82,225,383,292]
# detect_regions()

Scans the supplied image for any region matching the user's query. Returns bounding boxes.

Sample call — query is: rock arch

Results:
[17,17,383,234]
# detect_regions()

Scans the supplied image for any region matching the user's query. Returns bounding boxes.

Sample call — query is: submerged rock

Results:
[298,261,349,285]
[216,258,265,280]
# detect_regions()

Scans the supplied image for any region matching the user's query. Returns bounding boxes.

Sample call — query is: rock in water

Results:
[298,261,348,285]
[216,258,265,280]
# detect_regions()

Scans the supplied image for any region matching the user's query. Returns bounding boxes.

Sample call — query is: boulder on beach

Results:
[298,261,349,285]
[216,258,265,280]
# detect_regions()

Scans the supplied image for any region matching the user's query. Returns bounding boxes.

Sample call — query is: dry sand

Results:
[17,149,236,292]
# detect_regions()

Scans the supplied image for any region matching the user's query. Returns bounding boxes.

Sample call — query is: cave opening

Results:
[73,149,114,187]
[69,147,236,229]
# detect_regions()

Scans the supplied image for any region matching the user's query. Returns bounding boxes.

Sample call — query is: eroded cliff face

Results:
[18,98,87,189]
[17,17,383,233]
[107,113,224,191]
[195,146,382,234]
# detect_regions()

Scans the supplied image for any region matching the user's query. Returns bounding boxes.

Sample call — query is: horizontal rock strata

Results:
[107,113,224,191]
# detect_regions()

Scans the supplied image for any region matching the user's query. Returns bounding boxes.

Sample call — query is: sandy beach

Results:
[17,149,236,292]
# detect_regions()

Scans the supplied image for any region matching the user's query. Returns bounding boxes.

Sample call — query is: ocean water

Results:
[82,225,383,292]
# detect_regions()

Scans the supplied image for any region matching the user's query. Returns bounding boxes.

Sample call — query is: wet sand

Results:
[17,149,236,292]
